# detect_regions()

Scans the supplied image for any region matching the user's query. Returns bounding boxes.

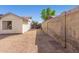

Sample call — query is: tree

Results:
[41,8,55,21]
[32,21,38,26]
[32,21,41,29]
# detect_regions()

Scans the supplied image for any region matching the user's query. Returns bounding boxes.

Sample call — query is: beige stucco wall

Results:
[42,8,79,51]
[0,14,23,34]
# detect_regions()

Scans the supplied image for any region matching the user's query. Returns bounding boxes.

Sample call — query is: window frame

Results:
[2,21,12,30]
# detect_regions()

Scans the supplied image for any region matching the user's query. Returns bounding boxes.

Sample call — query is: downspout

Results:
[64,12,67,48]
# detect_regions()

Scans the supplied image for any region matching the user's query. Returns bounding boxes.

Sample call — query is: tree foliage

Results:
[32,21,41,29]
[41,8,55,21]
[32,21,38,26]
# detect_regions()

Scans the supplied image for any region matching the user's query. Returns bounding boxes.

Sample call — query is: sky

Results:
[0,5,77,23]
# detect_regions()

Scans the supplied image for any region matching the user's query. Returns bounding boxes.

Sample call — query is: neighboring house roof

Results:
[0,14,3,19]
[0,13,32,23]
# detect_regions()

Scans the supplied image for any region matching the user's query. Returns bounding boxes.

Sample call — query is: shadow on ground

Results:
[0,34,21,40]
[35,29,75,53]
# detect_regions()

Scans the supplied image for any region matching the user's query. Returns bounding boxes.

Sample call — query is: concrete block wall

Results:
[42,14,66,47]
[42,7,79,52]
[66,8,79,51]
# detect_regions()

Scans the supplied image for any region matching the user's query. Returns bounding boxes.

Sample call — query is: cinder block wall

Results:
[66,8,79,51]
[42,7,79,52]
[42,13,65,47]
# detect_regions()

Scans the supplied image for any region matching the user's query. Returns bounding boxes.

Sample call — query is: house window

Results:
[2,21,12,30]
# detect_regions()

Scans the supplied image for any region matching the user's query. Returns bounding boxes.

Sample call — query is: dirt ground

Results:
[36,29,74,53]
[0,29,37,53]
[0,29,75,53]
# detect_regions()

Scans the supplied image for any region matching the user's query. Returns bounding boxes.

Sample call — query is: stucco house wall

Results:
[0,14,23,34]
[22,19,32,33]
[0,13,31,34]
